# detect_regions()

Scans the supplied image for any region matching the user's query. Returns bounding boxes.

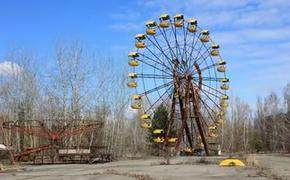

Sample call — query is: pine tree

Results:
[147,105,168,155]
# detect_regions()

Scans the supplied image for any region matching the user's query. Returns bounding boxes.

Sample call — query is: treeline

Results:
[0,43,147,158]
[0,43,289,158]
[221,86,290,153]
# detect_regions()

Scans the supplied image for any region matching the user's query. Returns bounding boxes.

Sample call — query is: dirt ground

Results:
[0,154,289,180]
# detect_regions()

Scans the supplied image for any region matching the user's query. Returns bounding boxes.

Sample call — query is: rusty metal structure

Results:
[127,14,229,155]
[1,119,111,163]
[2,120,103,143]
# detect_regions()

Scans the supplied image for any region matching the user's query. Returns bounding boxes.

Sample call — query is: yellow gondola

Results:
[208,133,218,138]
[159,14,170,28]
[221,84,229,90]
[210,44,219,56]
[217,118,225,124]
[200,30,210,42]
[216,111,225,117]
[140,113,150,120]
[146,28,156,35]
[136,41,146,48]
[215,116,225,122]
[146,20,157,35]
[160,14,170,20]
[131,103,142,109]
[135,33,146,40]
[220,101,229,108]
[196,143,204,148]
[168,138,178,143]
[174,14,184,27]
[153,137,164,143]
[184,147,193,153]
[128,51,139,58]
[153,129,164,134]
[132,94,142,100]
[127,81,137,88]
[128,72,138,78]
[208,125,217,130]
[135,34,146,48]
[221,95,229,101]
[217,60,226,65]
[141,122,152,129]
[217,66,226,72]
[222,103,229,108]
[188,19,197,32]
[220,78,229,83]
[128,59,139,67]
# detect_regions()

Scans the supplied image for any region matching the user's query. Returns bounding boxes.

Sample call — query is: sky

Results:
[0,0,290,108]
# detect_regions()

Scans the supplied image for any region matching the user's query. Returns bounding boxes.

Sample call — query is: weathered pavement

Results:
[0,155,289,180]
[255,154,290,179]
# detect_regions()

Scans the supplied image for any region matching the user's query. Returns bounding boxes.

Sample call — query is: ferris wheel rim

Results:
[127,14,230,143]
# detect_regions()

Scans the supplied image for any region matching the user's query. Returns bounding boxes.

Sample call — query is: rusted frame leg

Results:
[190,82,209,155]
[174,78,194,151]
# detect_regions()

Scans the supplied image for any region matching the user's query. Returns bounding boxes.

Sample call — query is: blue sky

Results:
[0,0,290,108]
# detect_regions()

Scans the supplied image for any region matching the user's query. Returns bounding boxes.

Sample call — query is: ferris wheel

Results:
[127,14,229,155]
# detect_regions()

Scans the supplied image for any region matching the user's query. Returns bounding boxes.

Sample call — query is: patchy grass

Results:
[247,167,288,180]
[93,169,155,180]
[196,157,211,164]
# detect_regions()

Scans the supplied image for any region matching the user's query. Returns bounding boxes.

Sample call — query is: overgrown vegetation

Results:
[148,105,168,155]
[221,88,290,153]
[0,44,148,158]
[0,43,290,159]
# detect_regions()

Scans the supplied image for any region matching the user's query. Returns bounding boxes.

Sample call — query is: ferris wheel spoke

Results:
[198,96,217,115]
[196,43,212,67]
[170,20,183,59]
[188,42,208,73]
[192,63,216,74]
[139,53,172,72]
[199,89,222,110]
[138,73,173,79]
[182,24,189,62]
[141,81,173,96]
[200,81,226,95]
[144,85,173,113]
[138,57,172,76]
[147,36,174,69]
[163,26,187,73]
[192,81,221,109]
[187,33,201,68]
[145,90,173,116]
[157,26,178,59]
[197,114,209,130]
[201,86,221,99]
[144,46,173,71]
[198,96,218,124]
[193,77,223,82]
[194,47,212,66]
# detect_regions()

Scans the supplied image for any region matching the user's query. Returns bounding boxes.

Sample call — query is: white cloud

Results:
[0,61,23,76]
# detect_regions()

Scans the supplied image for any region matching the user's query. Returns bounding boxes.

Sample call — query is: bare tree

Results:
[0,50,39,152]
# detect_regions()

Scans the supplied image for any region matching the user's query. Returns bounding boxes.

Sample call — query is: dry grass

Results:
[93,169,155,180]
[247,167,288,180]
